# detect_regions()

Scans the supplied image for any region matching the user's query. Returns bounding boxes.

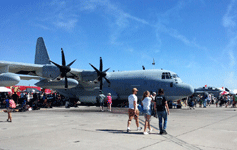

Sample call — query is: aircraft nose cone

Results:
[178,83,194,96]
[187,84,194,96]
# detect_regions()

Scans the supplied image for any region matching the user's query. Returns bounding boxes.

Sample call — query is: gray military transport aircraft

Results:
[0,37,194,104]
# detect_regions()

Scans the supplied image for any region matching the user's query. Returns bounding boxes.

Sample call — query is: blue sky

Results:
[0,0,236,90]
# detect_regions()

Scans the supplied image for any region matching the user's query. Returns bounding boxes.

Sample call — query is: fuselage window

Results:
[162,72,172,79]
[172,74,179,78]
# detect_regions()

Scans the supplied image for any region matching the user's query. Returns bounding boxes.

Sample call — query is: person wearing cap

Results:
[127,88,142,132]
[97,91,106,111]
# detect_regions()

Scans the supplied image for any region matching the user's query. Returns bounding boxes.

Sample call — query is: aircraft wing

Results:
[0,61,96,81]
[0,61,42,76]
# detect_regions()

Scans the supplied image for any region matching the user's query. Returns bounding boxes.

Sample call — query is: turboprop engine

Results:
[35,78,78,89]
[0,73,20,86]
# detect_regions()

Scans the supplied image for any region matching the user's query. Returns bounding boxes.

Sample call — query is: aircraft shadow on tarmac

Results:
[54,109,101,113]
[96,129,144,135]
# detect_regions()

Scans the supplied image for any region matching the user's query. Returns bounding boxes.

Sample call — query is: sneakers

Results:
[127,128,130,133]
[127,127,142,133]
[162,130,167,135]
[148,128,152,133]
[137,127,142,131]
[159,131,163,135]
[143,132,148,135]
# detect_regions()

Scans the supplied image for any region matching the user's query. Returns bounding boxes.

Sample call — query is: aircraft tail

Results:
[34,37,51,64]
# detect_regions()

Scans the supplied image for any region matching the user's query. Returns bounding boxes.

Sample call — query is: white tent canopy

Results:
[233,89,237,94]
[0,87,12,92]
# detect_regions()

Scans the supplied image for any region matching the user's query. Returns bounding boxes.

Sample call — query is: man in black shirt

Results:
[155,89,170,135]
[12,92,19,104]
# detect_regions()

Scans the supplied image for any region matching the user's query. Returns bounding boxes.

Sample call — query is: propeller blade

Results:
[61,48,66,66]
[104,77,110,84]
[89,57,111,90]
[69,72,78,78]
[100,57,103,72]
[65,76,68,89]
[100,79,103,90]
[67,59,77,67]
[50,60,62,69]
[89,63,100,75]
[103,68,110,73]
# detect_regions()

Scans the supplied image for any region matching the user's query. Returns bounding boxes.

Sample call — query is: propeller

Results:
[89,57,110,90]
[50,48,76,89]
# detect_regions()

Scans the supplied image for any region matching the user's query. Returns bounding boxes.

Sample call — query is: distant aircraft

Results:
[195,86,235,98]
[0,37,194,104]
[195,86,222,98]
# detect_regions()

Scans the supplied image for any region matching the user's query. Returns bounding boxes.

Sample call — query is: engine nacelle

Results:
[0,73,20,86]
[36,65,61,79]
[35,78,78,89]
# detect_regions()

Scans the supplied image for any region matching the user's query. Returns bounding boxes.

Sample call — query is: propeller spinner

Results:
[89,57,110,90]
[50,48,76,89]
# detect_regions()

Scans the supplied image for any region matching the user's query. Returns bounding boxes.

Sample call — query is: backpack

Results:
[155,96,163,107]
[9,99,16,109]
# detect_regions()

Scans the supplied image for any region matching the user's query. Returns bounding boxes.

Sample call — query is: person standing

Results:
[127,88,142,133]
[106,93,112,112]
[12,92,19,104]
[142,91,152,135]
[203,92,208,108]
[4,96,14,122]
[155,89,169,135]
[98,91,106,111]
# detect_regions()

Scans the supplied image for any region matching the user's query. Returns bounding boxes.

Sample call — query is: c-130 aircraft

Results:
[0,37,194,104]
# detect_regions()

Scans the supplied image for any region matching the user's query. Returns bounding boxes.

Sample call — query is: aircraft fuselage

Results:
[56,69,194,103]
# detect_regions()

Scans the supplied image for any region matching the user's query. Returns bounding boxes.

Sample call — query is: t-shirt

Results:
[5,99,9,108]
[155,95,166,111]
[142,97,152,110]
[98,94,106,103]
[12,94,18,101]
[107,96,112,103]
[128,94,138,109]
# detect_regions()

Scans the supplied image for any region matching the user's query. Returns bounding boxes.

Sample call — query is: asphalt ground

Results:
[0,105,237,150]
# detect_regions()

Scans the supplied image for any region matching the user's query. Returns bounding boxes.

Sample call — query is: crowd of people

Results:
[186,92,237,109]
[2,88,236,136]
[0,92,69,111]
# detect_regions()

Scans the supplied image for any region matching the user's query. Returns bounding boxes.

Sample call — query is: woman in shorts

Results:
[142,91,152,135]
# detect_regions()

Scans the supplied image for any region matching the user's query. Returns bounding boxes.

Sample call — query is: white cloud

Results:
[224,71,237,90]
[222,0,237,68]
[222,0,237,28]
[53,19,78,30]
[229,49,236,67]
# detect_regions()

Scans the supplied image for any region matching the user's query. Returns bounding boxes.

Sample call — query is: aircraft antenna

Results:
[152,58,155,69]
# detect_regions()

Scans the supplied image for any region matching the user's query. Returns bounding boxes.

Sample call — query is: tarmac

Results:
[0,105,237,150]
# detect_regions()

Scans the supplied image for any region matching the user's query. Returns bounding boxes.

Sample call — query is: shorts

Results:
[128,109,139,120]
[99,102,104,106]
[143,109,152,116]
[7,108,13,112]
[107,101,112,104]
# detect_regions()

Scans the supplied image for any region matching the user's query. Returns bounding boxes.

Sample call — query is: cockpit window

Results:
[162,72,172,79]
[172,74,179,78]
